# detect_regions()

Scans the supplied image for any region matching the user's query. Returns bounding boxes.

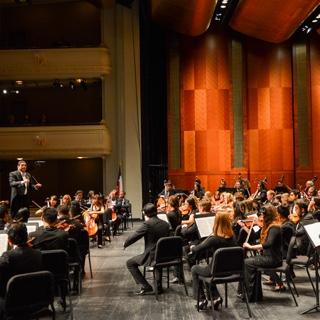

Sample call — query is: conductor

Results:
[9,160,42,219]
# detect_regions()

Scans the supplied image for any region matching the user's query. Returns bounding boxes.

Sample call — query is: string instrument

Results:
[157,196,168,213]
[56,214,81,231]
[82,210,98,236]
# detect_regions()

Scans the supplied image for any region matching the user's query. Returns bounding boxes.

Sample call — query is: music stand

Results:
[301,222,320,314]
[195,213,215,239]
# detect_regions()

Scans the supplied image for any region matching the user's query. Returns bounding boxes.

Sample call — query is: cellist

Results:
[87,194,105,248]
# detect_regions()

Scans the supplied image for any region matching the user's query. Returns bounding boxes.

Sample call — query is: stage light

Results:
[69,81,75,90]
[76,78,83,84]
[221,5,226,8]
[2,89,8,94]
[15,80,23,85]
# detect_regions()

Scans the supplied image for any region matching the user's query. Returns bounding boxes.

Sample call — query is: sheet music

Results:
[195,215,215,238]
[304,222,320,248]
[0,234,8,256]
[157,213,170,224]
[28,218,43,227]
[26,225,37,234]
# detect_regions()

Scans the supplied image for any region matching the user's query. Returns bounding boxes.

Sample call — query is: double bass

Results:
[82,210,98,236]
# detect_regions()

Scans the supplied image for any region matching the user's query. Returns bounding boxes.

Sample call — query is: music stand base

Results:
[301,304,320,315]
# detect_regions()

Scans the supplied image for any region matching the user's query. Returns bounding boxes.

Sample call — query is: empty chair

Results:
[4,271,55,320]
[197,247,252,320]
[67,238,82,294]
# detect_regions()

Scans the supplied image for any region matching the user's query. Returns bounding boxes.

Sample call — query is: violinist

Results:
[30,207,69,251]
[35,195,59,216]
[0,205,10,231]
[166,195,181,232]
[71,190,87,218]
[243,204,282,302]
[88,194,105,248]
[0,223,43,301]
[251,179,267,204]
[59,194,72,209]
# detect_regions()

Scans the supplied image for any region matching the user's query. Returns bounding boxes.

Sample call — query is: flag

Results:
[116,166,123,194]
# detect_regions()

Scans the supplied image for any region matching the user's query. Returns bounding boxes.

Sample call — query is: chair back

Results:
[155,236,183,263]
[67,238,81,263]
[5,271,54,318]
[286,236,297,263]
[41,249,69,280]
[211,246,244,277]
[79,229,90,254]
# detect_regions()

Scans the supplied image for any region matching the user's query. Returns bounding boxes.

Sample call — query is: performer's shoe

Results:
[135,286,153,296]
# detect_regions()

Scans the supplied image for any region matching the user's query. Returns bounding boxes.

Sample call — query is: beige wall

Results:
[102,3,142,218]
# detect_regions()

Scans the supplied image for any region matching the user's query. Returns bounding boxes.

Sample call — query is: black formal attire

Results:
[9,170,36,219]
[115,197,131,229]
[191,235,237,300]
[30,226,69,251]
[244,226,282,302]
[166,210,181,232]
[124,216,170,290]
[0,246,43,297]
[158,188,176,198]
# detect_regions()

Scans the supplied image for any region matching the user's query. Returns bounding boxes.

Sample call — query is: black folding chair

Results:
[67,238,82,294]
[197,247,252,320]
[149,236,188,300]
[257,236,299,306]
[79,229,93,278]
[4,271,55,320]
[41,250,73,319]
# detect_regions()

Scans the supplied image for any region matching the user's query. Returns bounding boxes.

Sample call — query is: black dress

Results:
[244,225,282,302]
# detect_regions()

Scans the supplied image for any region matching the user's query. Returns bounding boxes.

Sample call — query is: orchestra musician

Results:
[243,204,282,302]
[35,195,59,216]
[124,203,170,296]
[190,177,205,199]
[165,195,181,232]
[114,191,131,230]
[30,207,69,251]
[0,223,43,304]
[9,160,42,219]
[190,210,237,311]
[158,179,176,198]
[87,194,105,248]
[0,205,9,231]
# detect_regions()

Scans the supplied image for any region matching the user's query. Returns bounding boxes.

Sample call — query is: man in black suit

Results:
[0,223,43,297]
[9,160,42,219]
[124,203,170,295]
[115,191,131,230]
[30,207,69,251]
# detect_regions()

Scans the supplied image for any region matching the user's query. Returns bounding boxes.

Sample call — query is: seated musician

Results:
[166,195,181,233]
[115,191,131,230]
[0,223,43,299]
[191,210,236,311]
[30,207,69,251]
[58,194,72,211]
[71,190,87,218]
[88,194,105,248]
[265,205,295,291]
[290,199,316,255]
[243,204,282,302]
[190,177,205,199]
[15,207,30,223]
[35,194,59,216]
[158,179,176,198]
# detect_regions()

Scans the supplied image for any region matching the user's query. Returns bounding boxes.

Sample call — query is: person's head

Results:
[281,193,289,205]
[213,211,234,238]
[62,194,72,206]
[307,186,317,198]
[49,195,58,208]
[87,190,95,199]
[306,180,314,189]
[292,199,308,218]
[234,181,241,189]
[164,179,173,192]
[198,198,211,213]
[204,191,212,199]
[289,189,300,202]
[277,205,290,222]
[168,195,179,210]
[58,205,70,219]
[119,191,126,198]
[143,203,157,218]
[267,190,275,201]
[92,194,102,206]
[15,207,30,223]
[17,160,27,172]
[7,223,28,247]
[260,204,279,243]
[185,196,198,211]
[75,190,83,201]
[42,207,58,226]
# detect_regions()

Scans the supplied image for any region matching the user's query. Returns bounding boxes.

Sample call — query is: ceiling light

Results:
[312,19,318,23]
[222,0,228,3]
[15,80,23,85]
[221,5,226,8]
[69,81,75,90]
[76,78,83,84]
[17,157,24,160]
[2,89,8,94]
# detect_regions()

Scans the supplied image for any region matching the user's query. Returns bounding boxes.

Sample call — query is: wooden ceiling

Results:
[151,0,320,43]
[151,0,217,36]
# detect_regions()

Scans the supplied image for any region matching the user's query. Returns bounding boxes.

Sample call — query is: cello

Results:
[82,210,98,237]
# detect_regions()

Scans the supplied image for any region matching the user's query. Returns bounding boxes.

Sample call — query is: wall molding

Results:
[0,47,111,80]
[0,124,111,159]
